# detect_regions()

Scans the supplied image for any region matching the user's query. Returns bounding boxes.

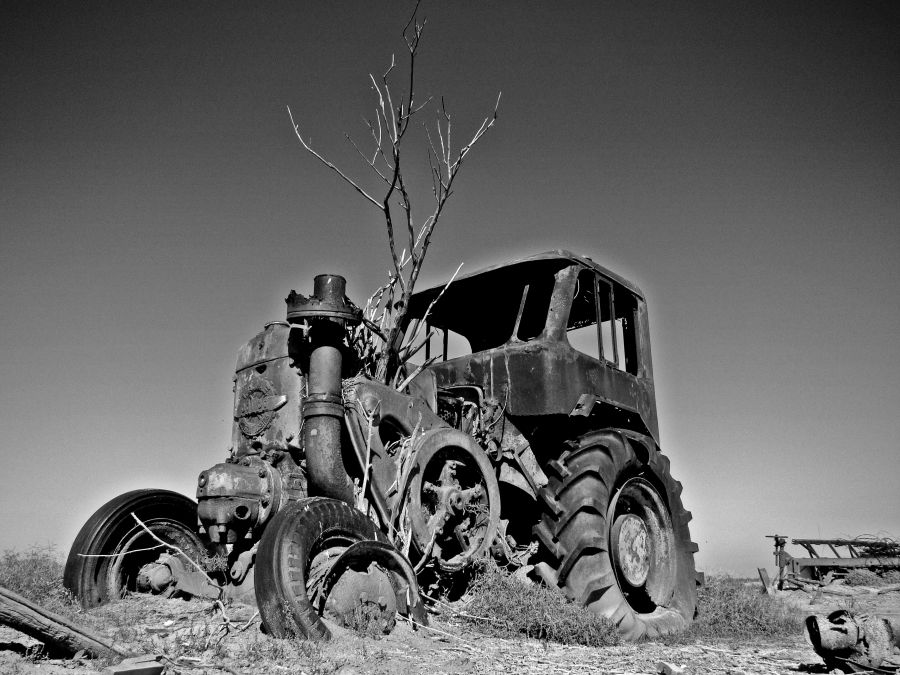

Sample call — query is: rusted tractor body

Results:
[65,250,699,641]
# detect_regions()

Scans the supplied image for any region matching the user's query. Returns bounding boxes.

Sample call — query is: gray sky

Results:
[2,1,898,575]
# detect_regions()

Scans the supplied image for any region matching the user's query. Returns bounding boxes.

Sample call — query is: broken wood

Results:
[757,567,773,595]
[0,585,131,658]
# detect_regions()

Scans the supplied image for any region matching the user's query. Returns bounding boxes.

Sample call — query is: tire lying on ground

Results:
[534,429,699,640]
[64,489,207,608]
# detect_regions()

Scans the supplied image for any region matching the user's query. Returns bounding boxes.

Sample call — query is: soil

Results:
[1,586,898,675]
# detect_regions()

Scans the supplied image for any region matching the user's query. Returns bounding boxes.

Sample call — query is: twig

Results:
[77,544,165,558]
[398,614,481,649]
[130,512,221,600]
[358,404,379,509]
[130,513,213,584]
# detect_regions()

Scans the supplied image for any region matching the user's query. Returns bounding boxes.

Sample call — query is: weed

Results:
[460,563,619,647]
[233,629,352,674]
[340,601,393,638]
[0,546,74,613]
[676,576,804,642]
[844,568,900,586]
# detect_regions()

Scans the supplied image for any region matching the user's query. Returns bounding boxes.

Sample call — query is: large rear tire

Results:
[533,430,699,640]
[254,498,390,640]
[64,489,206,608]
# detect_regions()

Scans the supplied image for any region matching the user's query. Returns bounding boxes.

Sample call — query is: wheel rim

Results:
[407,443,500,571]
[608,476,676,612]
[105,520,203,601]
[611,513,651,587]
[298,530,396,634]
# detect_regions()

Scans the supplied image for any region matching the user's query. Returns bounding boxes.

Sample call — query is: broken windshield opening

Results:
[403,260,568,358]
[566,269,640,375]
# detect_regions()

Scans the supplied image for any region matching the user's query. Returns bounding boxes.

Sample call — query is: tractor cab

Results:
[405,250,660,442]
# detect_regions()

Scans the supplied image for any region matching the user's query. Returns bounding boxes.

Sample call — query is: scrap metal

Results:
[769,534,900,588]
[805,609,900,673]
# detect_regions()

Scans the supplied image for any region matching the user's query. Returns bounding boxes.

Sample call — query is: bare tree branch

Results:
[287,106,381,209]
[288,4,498,384]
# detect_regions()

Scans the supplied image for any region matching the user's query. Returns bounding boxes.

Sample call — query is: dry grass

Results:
[843,568,900,587]
[458,563,620,647]
[675,576,804,642]
[0,546,74,614]
[461,569,805,647]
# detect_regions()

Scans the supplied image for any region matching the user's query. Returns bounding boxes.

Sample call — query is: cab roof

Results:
[409,249,645,308]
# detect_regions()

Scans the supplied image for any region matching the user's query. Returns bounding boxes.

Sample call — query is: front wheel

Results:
[64,489,207,608]
[533,430,699,640]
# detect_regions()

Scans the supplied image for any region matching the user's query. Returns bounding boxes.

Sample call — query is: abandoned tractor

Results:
[65,250,700,640]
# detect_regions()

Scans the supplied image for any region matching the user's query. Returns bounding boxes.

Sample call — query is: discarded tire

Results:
[255,497,389,640]
[64,489,206,608]
[534,429,699,640]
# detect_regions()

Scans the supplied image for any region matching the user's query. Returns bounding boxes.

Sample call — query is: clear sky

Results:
[2,1,898,576]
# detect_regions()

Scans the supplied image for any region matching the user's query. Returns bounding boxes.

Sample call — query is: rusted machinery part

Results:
[320,540,429,627]
[316,557,398,634]
[254,497,391,640]
[805,610,900,672]
[343,409,392,529]
[64,489,207,609]
[402,427,502,572]
[288,274,361,506]
[533,429,700,641]
[136,553,221,600]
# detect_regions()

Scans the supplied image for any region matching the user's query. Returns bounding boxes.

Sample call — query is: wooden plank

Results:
[757,567,773,595]
[792,557,900,569]
[0,585,130,658]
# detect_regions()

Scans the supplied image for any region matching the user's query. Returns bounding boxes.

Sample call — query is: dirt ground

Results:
[1,586,898,675]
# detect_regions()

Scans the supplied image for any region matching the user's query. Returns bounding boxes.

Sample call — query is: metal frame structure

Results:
[768,534,900,588]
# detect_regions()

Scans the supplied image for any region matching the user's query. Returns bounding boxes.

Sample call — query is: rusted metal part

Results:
[287,274,361,505]
[319,540,428,627]
[286,274,362,324]
[805,610,900,672]
[321,560,398,633]
[343,409,391,529]
[769,535,900,587]
[344,378,447,515]
[231,322,303,461]
[403,427,501,571]
[136,554,220,600]
[196,458,283,543]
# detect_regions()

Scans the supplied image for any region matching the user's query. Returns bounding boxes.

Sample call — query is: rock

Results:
[334,666,362,675]
[101,654,164,675]
[656,661,685,675]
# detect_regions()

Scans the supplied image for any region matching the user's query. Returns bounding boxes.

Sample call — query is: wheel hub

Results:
[323,564,397,634]
[612,513,651,587]
[607,476,677,609]
[404,430,501,572]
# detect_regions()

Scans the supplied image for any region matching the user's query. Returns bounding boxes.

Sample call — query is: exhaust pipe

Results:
[286,274,361,505]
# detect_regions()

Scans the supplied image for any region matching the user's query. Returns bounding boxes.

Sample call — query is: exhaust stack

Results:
[286,274,361,504]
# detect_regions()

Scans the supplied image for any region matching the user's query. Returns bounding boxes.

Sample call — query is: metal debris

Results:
[768,534,900,588]
[805,609,900,673]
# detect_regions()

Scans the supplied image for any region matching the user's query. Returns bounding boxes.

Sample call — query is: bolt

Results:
[258,468,266,478]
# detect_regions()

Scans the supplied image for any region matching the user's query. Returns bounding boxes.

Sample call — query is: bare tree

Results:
[287,3,499,385]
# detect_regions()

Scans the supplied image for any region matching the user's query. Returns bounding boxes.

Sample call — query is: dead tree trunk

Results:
[0,585,130,658]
